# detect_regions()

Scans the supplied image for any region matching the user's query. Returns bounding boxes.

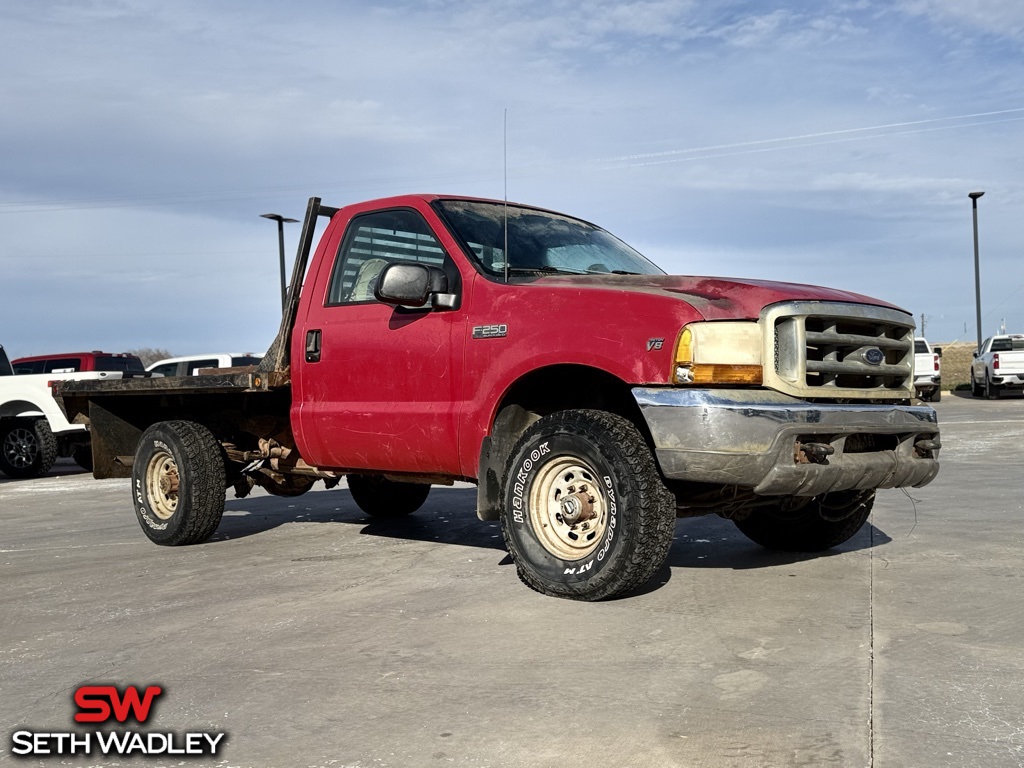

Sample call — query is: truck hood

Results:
[538,274,906,321]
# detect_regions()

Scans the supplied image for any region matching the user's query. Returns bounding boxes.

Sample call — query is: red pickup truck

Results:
[58,195,940,600]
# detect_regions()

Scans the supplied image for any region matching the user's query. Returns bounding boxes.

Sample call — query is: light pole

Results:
[260,213,299,310]
[968,191,985,352]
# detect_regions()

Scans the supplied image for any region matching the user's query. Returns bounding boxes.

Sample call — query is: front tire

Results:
[500,409,676,601]
[132,420,226,545]
[734,490,874,552]
[0,419,57,479]
[347,474,430,517]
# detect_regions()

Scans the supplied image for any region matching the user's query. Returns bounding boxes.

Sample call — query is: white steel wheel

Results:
[144,449,180,520]
[528,456,608,561]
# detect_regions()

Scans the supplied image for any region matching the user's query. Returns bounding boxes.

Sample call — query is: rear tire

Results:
[132,420,226,545]
[500,409,676,601]
[0,419,57,479]
[73,445,93,472]
[985,374,1000,400]
[734,490,874,552]
[931,388,941,402]
[347,474,430,517]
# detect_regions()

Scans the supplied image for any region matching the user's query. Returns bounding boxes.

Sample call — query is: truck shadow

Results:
[949,388,1024,399]
[217,487,503,552]
[0,457,90,485]
[218,486,892,585]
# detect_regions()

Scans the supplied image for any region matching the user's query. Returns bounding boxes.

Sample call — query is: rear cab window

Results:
[186,359,220,375]
[43,357,83,373]
[95,356,145,373]
[149,362,179,377]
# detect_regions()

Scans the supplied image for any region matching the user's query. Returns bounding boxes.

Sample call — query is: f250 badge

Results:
[472,324,508,340]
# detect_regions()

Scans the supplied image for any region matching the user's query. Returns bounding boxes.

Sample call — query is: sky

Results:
[1,0,1022,360]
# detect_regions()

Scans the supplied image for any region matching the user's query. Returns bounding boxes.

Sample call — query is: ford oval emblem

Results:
[864,348,885,366]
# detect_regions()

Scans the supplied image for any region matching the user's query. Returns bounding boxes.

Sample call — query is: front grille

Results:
[764,302,914,400]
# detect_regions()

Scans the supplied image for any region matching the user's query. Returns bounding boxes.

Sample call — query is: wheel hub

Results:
[528,457,608,561]
[145,450,180,520]
[559,491,597,525]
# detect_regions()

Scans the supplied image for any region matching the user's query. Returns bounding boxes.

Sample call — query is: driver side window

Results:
[326,209,449,305]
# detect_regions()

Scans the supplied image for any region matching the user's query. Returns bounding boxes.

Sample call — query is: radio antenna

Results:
[503,108,509,284]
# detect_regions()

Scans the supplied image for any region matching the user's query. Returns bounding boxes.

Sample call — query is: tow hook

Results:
[914,438,941,458]
[795,442,835,465]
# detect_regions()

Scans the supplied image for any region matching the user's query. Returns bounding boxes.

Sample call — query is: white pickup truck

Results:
[0,344,127,478]
[971,334,1024,399]
[913,337,942,402]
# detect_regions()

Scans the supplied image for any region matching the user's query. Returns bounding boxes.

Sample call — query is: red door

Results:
[294,203,467,476]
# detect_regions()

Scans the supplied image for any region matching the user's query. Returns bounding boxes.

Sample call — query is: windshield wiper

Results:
[505,266,645,276]
[505,266,578,275]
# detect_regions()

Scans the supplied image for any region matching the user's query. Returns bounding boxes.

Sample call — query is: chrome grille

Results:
[763,302,914,399]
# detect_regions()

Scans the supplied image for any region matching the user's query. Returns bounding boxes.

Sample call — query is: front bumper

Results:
[633,387,940,497]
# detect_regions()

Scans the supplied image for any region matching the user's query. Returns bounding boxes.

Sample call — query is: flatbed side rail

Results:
[56,371,275,397]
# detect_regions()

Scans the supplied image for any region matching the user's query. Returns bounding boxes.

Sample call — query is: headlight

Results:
[673,321,763,385]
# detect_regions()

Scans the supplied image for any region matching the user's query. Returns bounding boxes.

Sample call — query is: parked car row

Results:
[0,347,261,479]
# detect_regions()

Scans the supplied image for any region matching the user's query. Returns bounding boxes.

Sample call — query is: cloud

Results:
[0,0,1022,348]
[898,0,1024,39]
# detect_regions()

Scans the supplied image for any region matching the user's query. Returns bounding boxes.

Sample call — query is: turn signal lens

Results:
[676,327,694,364]
[687,364,763,385]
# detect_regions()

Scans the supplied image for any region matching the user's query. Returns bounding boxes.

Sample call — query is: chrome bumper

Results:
[633,388,940,496]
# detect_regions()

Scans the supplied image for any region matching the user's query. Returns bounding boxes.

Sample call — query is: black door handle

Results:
[305,329,321,363]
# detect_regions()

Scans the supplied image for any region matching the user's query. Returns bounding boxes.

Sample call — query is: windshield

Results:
[914,340,929,354]
[433,200,664,278]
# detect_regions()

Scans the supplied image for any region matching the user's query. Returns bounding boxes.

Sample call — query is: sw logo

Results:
[74,684,163,723]
[9,684,227,758]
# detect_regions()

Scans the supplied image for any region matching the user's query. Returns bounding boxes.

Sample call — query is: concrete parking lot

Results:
[1,393,1022,768]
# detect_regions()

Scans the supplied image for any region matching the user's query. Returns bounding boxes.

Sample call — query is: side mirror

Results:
[374,262,455,309]
[972,351,979,358]
[933,347,942,357]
